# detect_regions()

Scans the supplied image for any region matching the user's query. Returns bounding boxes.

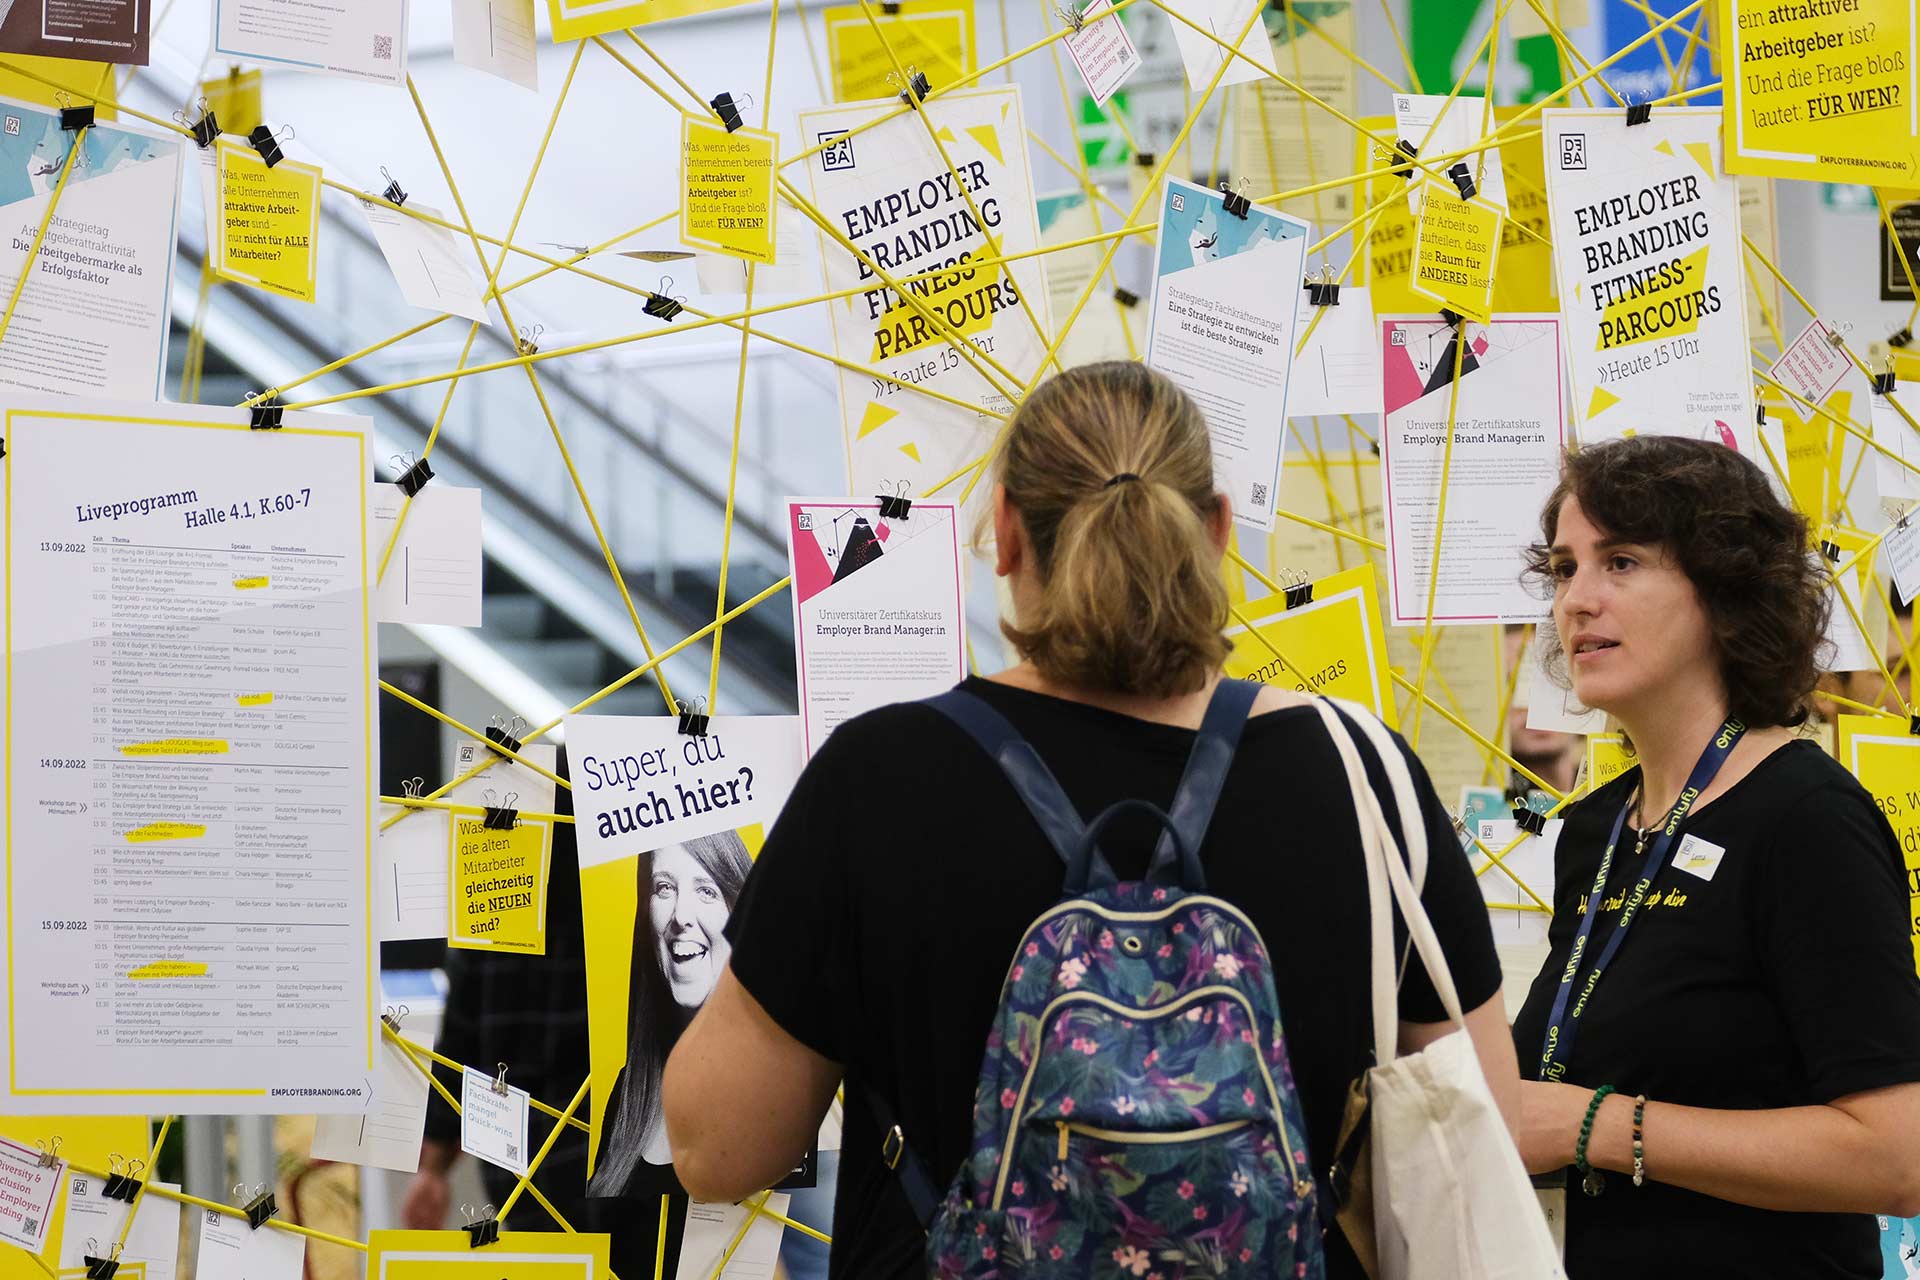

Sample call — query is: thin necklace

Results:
[1628,787,1652,858]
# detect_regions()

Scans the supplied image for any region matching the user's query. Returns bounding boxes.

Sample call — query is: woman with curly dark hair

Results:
[1511,435,1920,1278]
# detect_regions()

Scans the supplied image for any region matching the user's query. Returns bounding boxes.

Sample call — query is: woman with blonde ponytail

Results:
[658,362,1521,1280]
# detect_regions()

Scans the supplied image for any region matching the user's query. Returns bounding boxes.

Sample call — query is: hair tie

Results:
[1103,472,1141,489]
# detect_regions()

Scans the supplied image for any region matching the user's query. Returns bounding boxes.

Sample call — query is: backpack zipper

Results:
[996,895,1276,993]
[1056,1116,1252,1160]
[994,985,1312,1209]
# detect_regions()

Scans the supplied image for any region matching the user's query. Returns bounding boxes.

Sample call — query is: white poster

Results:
[0,393,377,1114]
[562,715,802,871]
[360,200,494,324]
[1145,177,1308,531]
[1033,187,1145,368]
[213,0,408,85]
[1541,108,1754,447]
[785,497,967,758]
[1394,91,1507,214]
[796,86,1050,514]
[450,0,537,90]
[1165,0,1276,89]
[1380,316,1565,626]
[0,99,182,399]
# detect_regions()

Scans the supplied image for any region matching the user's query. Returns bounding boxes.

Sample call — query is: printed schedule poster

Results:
[1541,108,1756,446]
[0,393,378,1114]
[213,0,408,84]
[785,497,967,757]
[0,0,149,63]
[1380,316,1566,626]
[1723,0,1920,184]
[367,1231,612,1280]
[1144,176,1308,532]
[795,86,1051,518]
[0,97,181,399]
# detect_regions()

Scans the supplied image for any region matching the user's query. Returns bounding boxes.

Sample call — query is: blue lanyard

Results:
[1536,718,1746,1083]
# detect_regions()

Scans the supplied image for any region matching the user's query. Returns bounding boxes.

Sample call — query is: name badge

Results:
[1532,1171,1567,1261]
[1673,834,1727,882]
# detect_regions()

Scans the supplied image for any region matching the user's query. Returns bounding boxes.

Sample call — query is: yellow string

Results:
[0,124,84,350]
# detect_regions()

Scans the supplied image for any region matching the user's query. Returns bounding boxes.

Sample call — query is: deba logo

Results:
[1560,134,1587,171]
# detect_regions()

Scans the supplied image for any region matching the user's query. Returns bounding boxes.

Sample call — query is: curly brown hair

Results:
[1521,435,1829,729]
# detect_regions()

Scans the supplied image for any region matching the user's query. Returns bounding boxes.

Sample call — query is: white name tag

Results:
[1673,835,1727,882]
[1534,1182,1567,1260]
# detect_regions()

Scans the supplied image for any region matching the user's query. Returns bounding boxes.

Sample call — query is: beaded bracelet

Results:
[1574,1084,1615,1197]
[1632,1094,1648,1188]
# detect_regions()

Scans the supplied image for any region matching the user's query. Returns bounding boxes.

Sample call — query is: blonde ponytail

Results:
[996,362,1230,696]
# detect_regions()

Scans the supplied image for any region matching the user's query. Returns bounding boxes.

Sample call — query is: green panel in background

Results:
[1409,0,1566,104]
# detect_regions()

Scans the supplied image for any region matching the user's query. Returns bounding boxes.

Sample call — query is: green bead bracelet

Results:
[1575,1084,1615,1197]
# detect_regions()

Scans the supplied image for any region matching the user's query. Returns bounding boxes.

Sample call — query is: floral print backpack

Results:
[880,679,1324,1279]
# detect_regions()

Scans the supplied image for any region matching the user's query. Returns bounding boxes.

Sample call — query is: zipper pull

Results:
[1057,1121,1068,1161]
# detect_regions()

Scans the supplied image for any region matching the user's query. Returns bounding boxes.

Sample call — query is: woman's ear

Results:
[1206,492,1233,555]
[993,484,1022,578]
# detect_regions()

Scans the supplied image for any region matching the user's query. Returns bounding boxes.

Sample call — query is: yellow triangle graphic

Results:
[966,124,1004,166]
[934,125,958,145]
[1574,280,1582,298]
[857,400,900,439]
[1653,139,1674,157]
[1683,141,1715,177]
[899,441,921,461]
[1589,385,1623,418]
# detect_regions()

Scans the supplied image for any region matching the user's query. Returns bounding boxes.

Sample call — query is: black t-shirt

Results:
[725,678,1503,1280]
[1511,740,1920,1279]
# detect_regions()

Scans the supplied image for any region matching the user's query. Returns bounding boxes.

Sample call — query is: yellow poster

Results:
[214,138,319,303]
[1837,714,1920,969]
[1723,0,1920,184]
[1358,109,1550,315]
[679,115,778,265]
[0,57,117,119]
[0,1117,145,1279]
[545,0,757,42]
[367,1230,611,1280]
[448,815,550,955]
[822,1,974,102]
[1586,732,1635,790]
[1408,177,1501,322]
[199,66,261,136]
[1223,563,1397,724]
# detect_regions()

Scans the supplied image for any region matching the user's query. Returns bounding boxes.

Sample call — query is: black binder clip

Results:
[1113,286,1139,308]
[481,790,519,831]
[180,98,220,148]
[484,715,526,759]
[461,1203,500,1249]
[249,393,283,431]
[236,1181,277,1231]
[1892,327,1914,350]
[1439,306,1465,328]
[644,277,685,322]
[1511,805,1547,837]
[110,1158,144,1204]
[247,124,290,168]
[1306,268,1339,307]
[881,0,900,11]
[379,166,408,208]
[1874,369,1899,396]
[99,1155,128,1201]
[892,66,931,107]
[1446,161,1476,201]
[1820,537,1842,563]
[83,1242,121,1280]
[678,696,710,737]
[1218,180,1251,220]
[56,94,93,132]
[1910,711,1920,737]
[1283,578,1314,610]
[1756,402,1768,427]
[1133,150,1155,171]
[515,324,542,356]
[381,1003,408,1034]
[1390,138,1417,180]
[394,452,434,497]
[1624,98,1653,127]
[34,1137,61,1169]
[876,480,912,520]
[710,91,750,133]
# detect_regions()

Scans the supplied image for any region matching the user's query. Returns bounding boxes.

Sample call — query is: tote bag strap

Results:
[1311,699,1467,1068]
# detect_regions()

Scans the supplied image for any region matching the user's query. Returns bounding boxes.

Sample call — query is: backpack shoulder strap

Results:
[1145,677,1260,888]
[923,688,1091,874]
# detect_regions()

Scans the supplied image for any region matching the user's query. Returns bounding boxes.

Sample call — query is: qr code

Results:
[819,131,854,172]
[21,1218,36,1237]
[506,1143,519,1161]
[1250,482,1268,507]
[796,511,814,530]
[373,33,394,60]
